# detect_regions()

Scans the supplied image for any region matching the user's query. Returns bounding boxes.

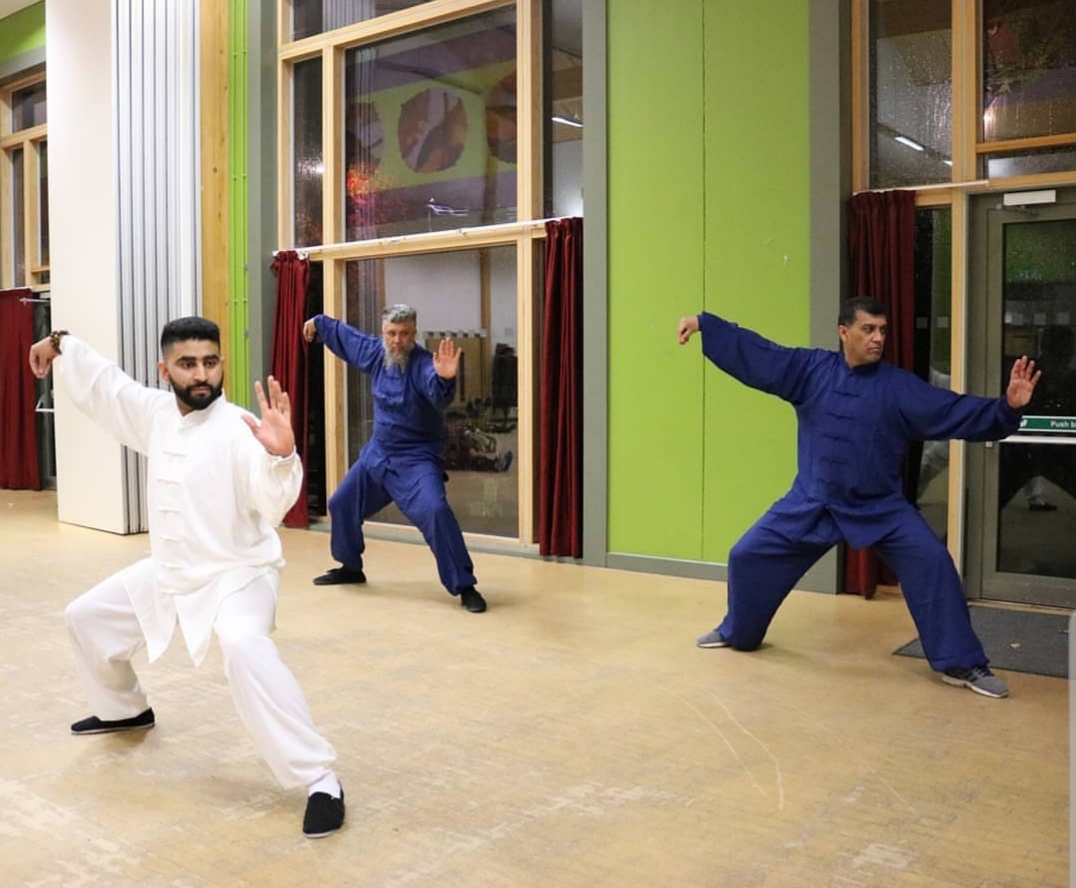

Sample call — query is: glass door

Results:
[968,189,1076,607]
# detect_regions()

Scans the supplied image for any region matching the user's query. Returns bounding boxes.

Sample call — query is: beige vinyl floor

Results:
[0,489,1067,888]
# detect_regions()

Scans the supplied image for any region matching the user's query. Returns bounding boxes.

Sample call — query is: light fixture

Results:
[894,135,924,151]
[942,159,953,167]
[552,115,583,128]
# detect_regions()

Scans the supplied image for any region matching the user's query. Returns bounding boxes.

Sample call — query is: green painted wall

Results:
[607,2,705,560]
[0,2,45,63]
[607,0,812,562]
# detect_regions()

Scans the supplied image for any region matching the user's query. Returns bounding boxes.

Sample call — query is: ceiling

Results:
[0,0,37,21]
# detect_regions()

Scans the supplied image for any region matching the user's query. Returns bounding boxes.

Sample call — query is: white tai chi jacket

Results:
[55,336,302,665]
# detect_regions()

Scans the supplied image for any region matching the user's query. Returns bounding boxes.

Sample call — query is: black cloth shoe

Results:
[303,789,345,838]
[71,708,155,735]
[459,587,487,613]
[313,566,366,586]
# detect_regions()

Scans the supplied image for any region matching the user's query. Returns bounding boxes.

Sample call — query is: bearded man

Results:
[28,317,344,838]
[303,304,487,613]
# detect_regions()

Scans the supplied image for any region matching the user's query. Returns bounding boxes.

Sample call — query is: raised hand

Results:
[302,318,318,343]
[28,337,59,378]
[433,337,462,379]
[677,315,700,345]
[242,376,296,456]
[1006,356,1041,409]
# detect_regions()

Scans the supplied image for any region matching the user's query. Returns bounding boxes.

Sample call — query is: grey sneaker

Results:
[941,665,1009,698]
[696,628,730,649]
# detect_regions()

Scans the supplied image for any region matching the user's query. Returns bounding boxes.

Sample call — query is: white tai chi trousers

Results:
[64,561,337,790]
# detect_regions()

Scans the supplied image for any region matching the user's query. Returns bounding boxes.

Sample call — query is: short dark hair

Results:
[838,296,888,327]
[160,316,221,353]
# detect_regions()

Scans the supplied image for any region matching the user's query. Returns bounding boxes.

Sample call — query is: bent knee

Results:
[64,596,95,635]
[216,624,273,664]
[728,537,764,566]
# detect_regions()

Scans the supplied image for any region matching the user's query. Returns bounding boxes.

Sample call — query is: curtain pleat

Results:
[538,218,583,557]
[845,189,917,596]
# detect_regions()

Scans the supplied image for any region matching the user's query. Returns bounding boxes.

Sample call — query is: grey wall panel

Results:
[114,0,201,532]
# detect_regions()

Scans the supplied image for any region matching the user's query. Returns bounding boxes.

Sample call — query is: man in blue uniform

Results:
[678,296,1041,698]
[303,305,486,613]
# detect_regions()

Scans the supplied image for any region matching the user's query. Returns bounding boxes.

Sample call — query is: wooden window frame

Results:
[851,0,1076,571]
[277,0,546,546]
[0,70,49,292]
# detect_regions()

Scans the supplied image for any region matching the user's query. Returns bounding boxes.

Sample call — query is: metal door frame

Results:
[965,186,1076,607]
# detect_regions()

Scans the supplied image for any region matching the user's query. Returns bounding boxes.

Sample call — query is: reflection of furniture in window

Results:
[490,343,517,430]
[424,331,488,408]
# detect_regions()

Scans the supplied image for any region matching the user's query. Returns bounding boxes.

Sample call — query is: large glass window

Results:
[293,57,324,247]
[342,8,518,240]
[913,207,952,540]
[869,0,953,188]
[281,1,568,544]
[38,141,48,272]
[11,146,26,286]
[10,80,46,131]
[344,247,520,537]
[547,1,582,217]
[982,0,1076,143]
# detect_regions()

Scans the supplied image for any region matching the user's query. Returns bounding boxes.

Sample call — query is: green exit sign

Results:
[1019,415,1076,433]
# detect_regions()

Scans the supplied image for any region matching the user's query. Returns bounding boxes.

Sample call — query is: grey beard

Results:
[383,345,413,370]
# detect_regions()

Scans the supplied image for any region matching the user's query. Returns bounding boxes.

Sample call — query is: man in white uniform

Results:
[28,317,345,839]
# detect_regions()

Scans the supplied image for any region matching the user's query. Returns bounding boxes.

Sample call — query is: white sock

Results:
[307,771,342,799]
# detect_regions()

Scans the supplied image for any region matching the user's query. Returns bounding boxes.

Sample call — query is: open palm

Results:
[433,337,462,379]
[1006,356,1041,409]
[242,376,295,456]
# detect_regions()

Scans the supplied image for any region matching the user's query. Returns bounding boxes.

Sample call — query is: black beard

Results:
[174,382,223,411]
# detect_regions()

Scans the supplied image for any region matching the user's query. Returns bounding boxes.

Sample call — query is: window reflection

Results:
[11,81,46,131]
[294,57,324,248]
[38,141,49,269]
[983,0,1076,143]
[343,9,518,240]
[913,208,952,539]
[869,0,953,188]
[345,247,519,538]
[291,0,432,41]
[547,0,583,217]
[13,147,26,286]
[997,219,1076,578]
[986,147,1076,179]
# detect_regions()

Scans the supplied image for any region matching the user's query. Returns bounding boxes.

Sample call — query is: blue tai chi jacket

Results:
[698,312,1023,548]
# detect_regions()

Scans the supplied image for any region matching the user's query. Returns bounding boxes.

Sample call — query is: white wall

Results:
[385,251,482,334]
[47,0,128,533]
[382,249,517,351]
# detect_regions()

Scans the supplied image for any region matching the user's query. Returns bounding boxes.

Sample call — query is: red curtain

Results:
[538,218,583,557]
[270,252,311,528]
[845,189,916,596]
[0,288,41,490]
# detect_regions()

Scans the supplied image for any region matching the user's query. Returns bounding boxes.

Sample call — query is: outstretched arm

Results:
[304,314,383,374]
[29,333,164,454]
[679,312,824,405]
[898,358,1038,442]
